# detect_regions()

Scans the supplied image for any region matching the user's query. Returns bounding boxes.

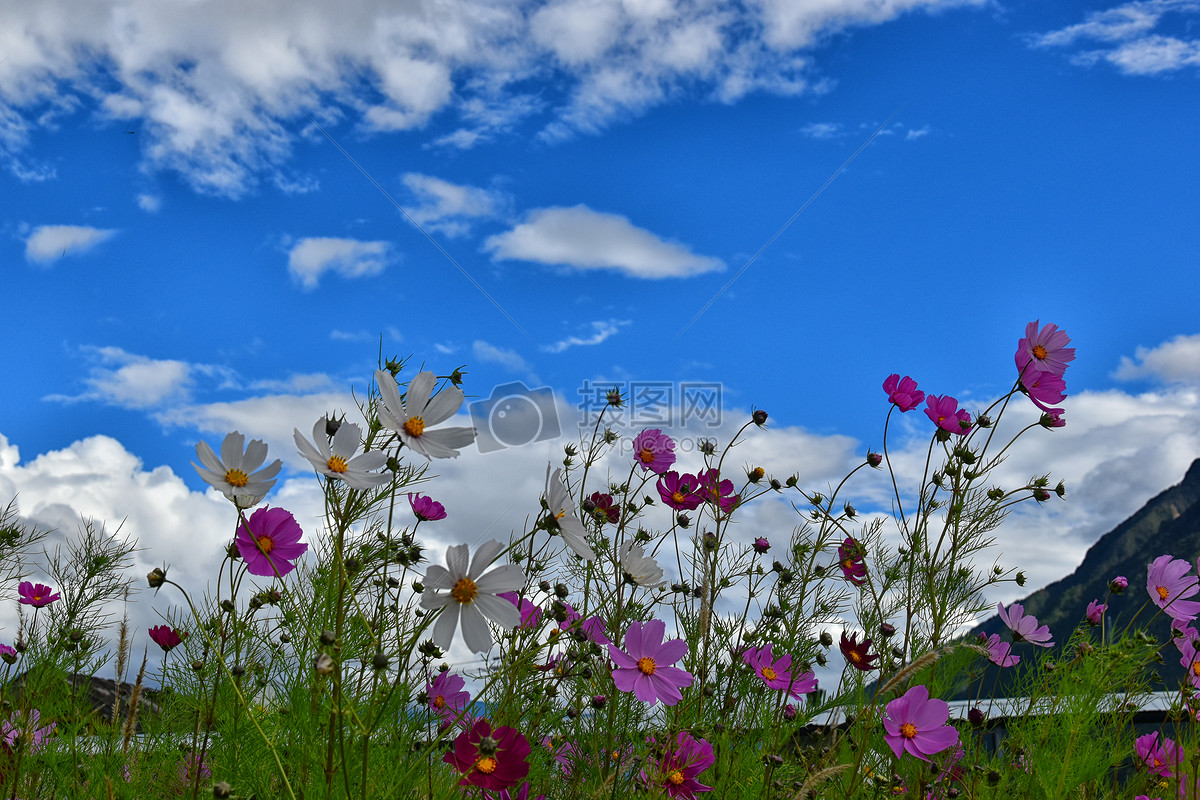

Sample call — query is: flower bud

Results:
[815,652,827,667]
[372,652,389,671]
[748,467,765,483]
[606,388,623,407]
[231,664,245,677]
[968,707,985,728]
[1111,576,1128,594]
[325,417,342,438]
[819,631,833,647]
[752,537,770,554]
[220,600,235,613]
[319,629,336,645]
[880,623,896,639]
[752,409,768,426]
[554,583,569,598]
[677,513,691,528]
[699,439,716,455]
[412,581,425,593]
[783,703,797,720]
[867,452,883,468]
[1015,571,1026,586]
[843,503,856,519]
[147,568,167,589]
[591,695,606,709]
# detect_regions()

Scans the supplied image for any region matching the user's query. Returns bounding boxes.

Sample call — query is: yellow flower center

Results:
[452,578,478,604]
[1192,661,1200,677]
[900,722,917,739]
[639,447,655,464]
[225,468,249,487]
[843,558,855,570]
[672,491,686,504]
[475,756,498,774]
[762,667,777,681]
[1157,586,1171,601]
[327,455,349,473]
[1032,344,1048,360]
[667,769,685,785]
[256,536,274,554]
[404,416,426,438]
[937,414,947,424]
[637,656,656,676]
[433,695,445,708]
[849,650,862,663]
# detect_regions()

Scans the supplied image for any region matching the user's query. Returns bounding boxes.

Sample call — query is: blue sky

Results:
[3,0,1200,662]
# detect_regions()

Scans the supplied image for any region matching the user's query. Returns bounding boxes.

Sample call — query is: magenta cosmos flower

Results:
[840,632,879,672]
[838,538,867,585]
[1016,320,1075,377]
[1085,600,1106,626]
[982,633,1019,667]
[998,602,1053,647]
[560,603,610,645]
[883,684,960,763]
[609,619,694,706]
[657,471,703,511]
[924,395,972,435]
[497,592,542,629]
[427,671,471,726]
[632,429,677,474]
[1178,638,1200,690]
[0,643,15,664]
[1019,368,1067,414]
[752,537,770,554]
[1146,555,1200,621]
[1136,732,1182,778]
[17,581,60,607]
[235,506,308,577]
[1,709,55,755]
[444,719,531,791]
[883,374,925,412]
[741,643,817,698]
[586,491,620,525]
[641,731,714,800]
[409,493,447,521]
[696,469,739,513]
[149,625,187,653]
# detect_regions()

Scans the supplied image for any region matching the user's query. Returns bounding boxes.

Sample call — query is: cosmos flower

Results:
[752,537,770,554]
[294,417,390,490]
[410,493,447,521]
[838,538,867,585]
[1085,600,1106,626]
[543,466,596,562]
[17,581,60,607]
[497,592,543,629]
[641,731,714,799]
[840,632,879,672]
[657,471,703,511]
[376,369,475,459]
[982,633,1019,668]
[1146,555,1200,622]
[420,540,524,654]
[193,432,282,508]
[632,429,677,474]
[883,685,960,763]
[696,469,739,513]
[444,719,531,791]
[609,619,694,706]
[1136,731,1182,778]
[741,643,817,698]
[0,644,15,665]
[1111,575,1128,593]
[426,671,471,727]
[997,602,1053,647]
[1,709,55,755]
[148,625,187,653]
[923,395,972,436]
[559,603,610,645]
[620,541,666,589]
[586,492,620,525]
[1178,638,1200,690]
[1019,368,1067,414]
[1015,320,1075,377]
[883,374,925,412]
[235,507,308,578]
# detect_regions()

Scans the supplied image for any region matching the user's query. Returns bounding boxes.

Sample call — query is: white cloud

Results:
[1113,333,1200,383]
[1033,1,1200,75]
[136,193,162,213]
[484,205,724,278]
[286,237,392,290]
[799,121,843,139]
[24,224,117,264]
[401,173,504,237]
[542,319,630,353]
[0,0,987,194]
[472,340,535,376]
[904,125,930,140]
[43,346,196,409]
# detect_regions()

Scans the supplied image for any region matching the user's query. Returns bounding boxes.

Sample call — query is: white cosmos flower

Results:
[376,370,475,459]
[294,417,391,490]
[420,540,524,654]
[620,540,665,589]
[544,466,597,562]
[193,432,282,508]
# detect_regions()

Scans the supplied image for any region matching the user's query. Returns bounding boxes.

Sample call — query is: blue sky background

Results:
[3,0,1200,667]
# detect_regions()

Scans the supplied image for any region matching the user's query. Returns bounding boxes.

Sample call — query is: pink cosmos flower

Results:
[149,625,187,653]
[497,592,542,629]
[1020,368,1067,413]
[657,472,703,511]
[883,374,925,412]
[1041,408,1067,428]
[741,643,817,698]
[1146,555,1200,621]
[696,469,739,513]
[982,633,1019,667]
[409,493,447,521]
[1085,600,1106,626]
[1111,575,1128,593]
[235,506,308,577]
[609,619,694,706]
[427,671,471,727]
[838,538,867,585]
[641,731,714,800]
[1136,731,1182,778]
[444,719,531,791]
[17,581,60,607]
[1016,320,1075,377]
[632,429,677,474]
[0,643,15,664]
[0,709,55,755]
[560,603,610,645]
[883,685,960,762]
[1178,638,1200,690]
[998,602,1053,647]
[924,395,972,436]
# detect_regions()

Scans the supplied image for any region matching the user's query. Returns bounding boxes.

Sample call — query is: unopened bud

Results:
[478,735,499,756]
[147,568,167,589]
[677,513,691,528]
[752,409,768,426]
[867,452,883,468]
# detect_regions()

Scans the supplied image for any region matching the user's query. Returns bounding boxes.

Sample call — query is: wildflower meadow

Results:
[3,321,1198,800]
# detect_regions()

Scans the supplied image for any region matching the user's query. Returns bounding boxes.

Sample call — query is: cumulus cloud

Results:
[0,0,987,194]
[1112,333,1200,384]
[542,319,630,353]
[43,346,199,409]
[286,237,392,290]
[136,194,162,213]
[1032,0,1200,75]
[401,173,504,237]
[472,340,536,377]
[484,205,723,278]
[24,224,117,264]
